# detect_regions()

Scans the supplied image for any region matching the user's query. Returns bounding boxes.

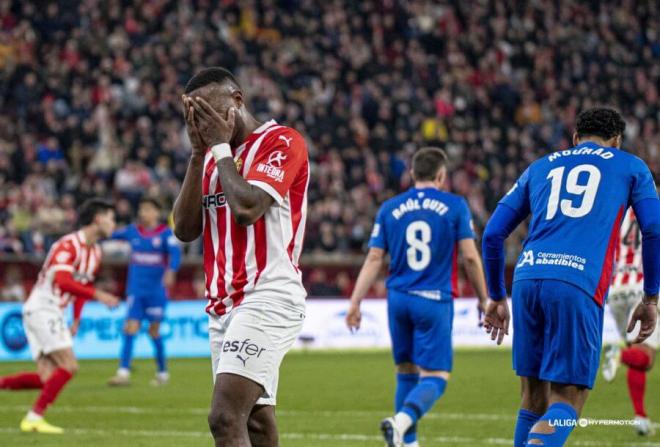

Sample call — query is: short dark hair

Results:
[139,196,162,210]
[412,147,448,181]
[575,108,626,140]
[78,198,114,226]
[184,67,241,94]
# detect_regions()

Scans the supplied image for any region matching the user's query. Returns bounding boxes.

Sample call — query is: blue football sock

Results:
[395,373,419,443]
[151,336,167,373]
[119,333,135,370]
[515,409,541,447]
[401,376,447,425]
[526,402,577,447]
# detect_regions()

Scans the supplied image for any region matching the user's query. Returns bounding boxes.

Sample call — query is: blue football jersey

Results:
[112,224,182,296]
[501,141,658,304]
[369,187,475,301]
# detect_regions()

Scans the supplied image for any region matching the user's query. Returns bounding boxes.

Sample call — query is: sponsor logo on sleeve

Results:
[55,251,71,263]
[255,151,287,183]
[278,135,293,147]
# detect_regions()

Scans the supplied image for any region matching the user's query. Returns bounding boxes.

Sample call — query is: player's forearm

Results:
[483,205,524,299]
[350,256,383,305]
[216,158,270,226]
[634,198,660,296]
[173,155,204,242]
[53,271,96,300]
[464,258,489,303]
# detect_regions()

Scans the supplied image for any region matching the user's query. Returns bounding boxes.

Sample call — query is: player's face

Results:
[138,202,160,227]
[190,84,243,139]
[96,210,116,238]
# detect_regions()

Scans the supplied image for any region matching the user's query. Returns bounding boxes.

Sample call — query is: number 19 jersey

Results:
[501,142,657,305]
[369,187,475,301]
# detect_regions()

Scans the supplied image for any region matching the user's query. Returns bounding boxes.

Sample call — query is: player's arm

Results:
[53,271,118,308]
[628,196,660,343]
[458,239,488,309]
[173,96,206,242]
[455,199,488,311]
[481,168,531,344]
[190,98,274,226]
[346,247,387,331]
[70,297,86,336]
[164,232,182,288]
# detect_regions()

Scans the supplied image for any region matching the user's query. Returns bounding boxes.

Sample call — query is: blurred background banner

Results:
[0,298,622,361]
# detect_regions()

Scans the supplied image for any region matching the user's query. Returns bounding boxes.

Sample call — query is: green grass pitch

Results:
[0,349,658,446]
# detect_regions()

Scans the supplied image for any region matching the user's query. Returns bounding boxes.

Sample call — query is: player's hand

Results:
[483,298,510,345]
[627,297,658,344]
[477,299,487,327]
[182,95,207,158]
[190,97,236,146]
[346,303,362,332]
[96,290,120,309]
[70,319,80,336]
[163,269,176,289]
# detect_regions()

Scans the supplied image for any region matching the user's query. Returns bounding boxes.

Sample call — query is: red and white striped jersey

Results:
[24,230,102,312]
[202,120,309,316]
[612,208,643,288]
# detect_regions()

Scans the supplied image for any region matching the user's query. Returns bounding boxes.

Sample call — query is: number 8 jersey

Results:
[368,187,475,301]
[501,141,658,305]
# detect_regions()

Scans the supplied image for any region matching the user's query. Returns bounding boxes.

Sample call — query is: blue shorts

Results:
[387,290,454,372]
[126,291,167,323]
[512,279,604,389]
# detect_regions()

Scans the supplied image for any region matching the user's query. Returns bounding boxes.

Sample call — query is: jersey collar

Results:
[253,119,277,134]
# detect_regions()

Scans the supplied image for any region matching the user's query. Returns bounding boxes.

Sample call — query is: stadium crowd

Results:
[0,0,658,264]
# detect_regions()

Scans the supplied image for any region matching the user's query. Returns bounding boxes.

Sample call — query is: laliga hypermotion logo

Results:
[1,311,28,352]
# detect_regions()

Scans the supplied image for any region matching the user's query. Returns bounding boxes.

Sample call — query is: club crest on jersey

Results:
[235,158,243,172]
[255,151,286,183]
[152,237,161,248]
[203,192,227,209]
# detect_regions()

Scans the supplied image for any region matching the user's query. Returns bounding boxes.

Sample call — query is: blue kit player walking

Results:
[107,197,182,386]
[482,108,660,447]
[346,147,490,447]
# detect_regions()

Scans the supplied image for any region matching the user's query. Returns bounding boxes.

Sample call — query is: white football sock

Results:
[26,410,43,421]
[117,367,130,377]
[393,411,413,434]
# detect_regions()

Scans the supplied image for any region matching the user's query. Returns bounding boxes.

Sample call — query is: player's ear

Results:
[572,132,579,146]
[613,134,622,148]
[231,90,244,110]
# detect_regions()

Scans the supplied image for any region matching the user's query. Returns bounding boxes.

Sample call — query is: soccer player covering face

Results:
[601,207,660,436]
[173,67,309,447]
[482,108,660,447]
[346,148,490,447]
[0,199,120,433]
[107,197,181,387]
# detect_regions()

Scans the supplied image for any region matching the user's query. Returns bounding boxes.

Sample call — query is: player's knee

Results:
[124,320,140,335]
[396,362,419,374]
[248,417,278,446]
[208,407,239,438]
[64,360,79,375]
[148,324,160,339]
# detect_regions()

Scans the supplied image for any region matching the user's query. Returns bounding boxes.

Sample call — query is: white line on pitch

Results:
[0,427,659,447]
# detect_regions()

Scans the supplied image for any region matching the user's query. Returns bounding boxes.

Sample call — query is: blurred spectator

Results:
[1,266,25,301]
[0,0,656,276]
[308,269,342,297]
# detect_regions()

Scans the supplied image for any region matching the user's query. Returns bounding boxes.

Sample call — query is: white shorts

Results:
[22,308,73,360]
[209,301,305,406]
[608,286,660,350]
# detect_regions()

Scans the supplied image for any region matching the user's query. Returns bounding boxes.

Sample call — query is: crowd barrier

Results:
[0,298,622,361]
